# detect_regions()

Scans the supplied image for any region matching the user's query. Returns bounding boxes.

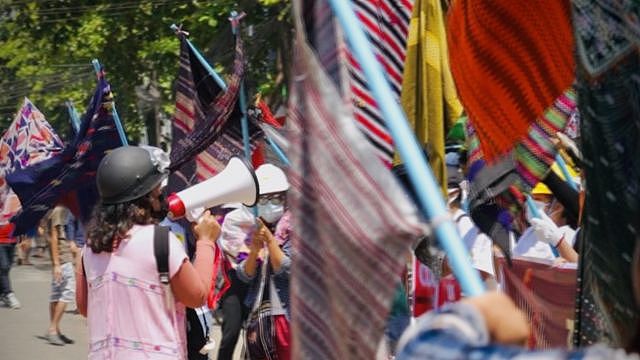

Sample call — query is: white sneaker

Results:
[3,292,21,309]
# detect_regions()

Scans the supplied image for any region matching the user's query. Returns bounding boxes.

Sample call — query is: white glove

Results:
[530,212,563,247]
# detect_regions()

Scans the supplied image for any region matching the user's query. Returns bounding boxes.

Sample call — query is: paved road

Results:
[0,255,87,359]
[0,253,241,359]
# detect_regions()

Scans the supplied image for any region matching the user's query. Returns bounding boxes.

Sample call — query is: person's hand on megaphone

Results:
[253,218,276,249]
[192,210,221,243]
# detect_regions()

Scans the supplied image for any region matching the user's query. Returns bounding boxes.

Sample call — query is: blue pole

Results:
[92,59,128,146]
[327,0,484,296]
[239,83,252,162]
[265,133,290,166]
[65,100,80,133]
[170,24,228,92]
[554,153,578,191]
[526,195,560,257]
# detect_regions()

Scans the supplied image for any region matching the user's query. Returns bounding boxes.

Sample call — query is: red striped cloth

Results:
[347,0,414,166]
[288,3,424,358]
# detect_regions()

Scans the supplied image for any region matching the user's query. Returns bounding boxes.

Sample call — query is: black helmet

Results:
[97,146,170,204]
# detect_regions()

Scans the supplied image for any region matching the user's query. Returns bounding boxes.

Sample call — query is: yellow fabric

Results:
[400,0,463,194]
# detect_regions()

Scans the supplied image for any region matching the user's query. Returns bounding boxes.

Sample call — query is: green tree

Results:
[0,0,291,144]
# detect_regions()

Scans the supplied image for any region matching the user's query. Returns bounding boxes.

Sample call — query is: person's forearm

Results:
[50,226,60,265]
[268,238,285,272]
[75,259,88,317]
[556,238,578,262]
[171,241,215,308]
[244,248,260,278]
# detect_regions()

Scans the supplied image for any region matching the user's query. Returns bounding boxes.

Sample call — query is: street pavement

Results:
[0,252,241,359]
[0,255,87,359]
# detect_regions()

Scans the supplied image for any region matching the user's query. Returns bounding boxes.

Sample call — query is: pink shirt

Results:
[83,225,189,359]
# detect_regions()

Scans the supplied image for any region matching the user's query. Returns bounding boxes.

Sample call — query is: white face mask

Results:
[257,202,285,224]
[533,200,548,213]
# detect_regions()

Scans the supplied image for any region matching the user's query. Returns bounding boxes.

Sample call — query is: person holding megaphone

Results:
[237,163,292,360]
[75,146,221,360]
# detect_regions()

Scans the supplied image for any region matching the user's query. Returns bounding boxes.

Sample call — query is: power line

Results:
[38,5,172,23]
[0,73,94,102]
[1,71,95,95]
[33,0,173,15]
[1,69,94,87]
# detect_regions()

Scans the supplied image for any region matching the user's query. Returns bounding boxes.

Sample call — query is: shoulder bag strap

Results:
[251,253,270,313]
[154,225,170,285]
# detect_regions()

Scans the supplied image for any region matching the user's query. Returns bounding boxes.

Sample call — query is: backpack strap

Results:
[154,225,170,285]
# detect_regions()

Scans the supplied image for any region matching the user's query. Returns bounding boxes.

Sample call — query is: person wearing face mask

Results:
[75,146,221,360]
[512,181,579,263]
[237,163,292,360]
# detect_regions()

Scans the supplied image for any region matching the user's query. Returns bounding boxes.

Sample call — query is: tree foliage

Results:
[0,0,291,143]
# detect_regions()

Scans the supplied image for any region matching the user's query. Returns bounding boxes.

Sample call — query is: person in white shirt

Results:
[513,182,578,263]
[446,155,496,284]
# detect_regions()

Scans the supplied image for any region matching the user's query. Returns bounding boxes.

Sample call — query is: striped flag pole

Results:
[65,100,81,133]
[91,59,128,146]
[327,0,485,296]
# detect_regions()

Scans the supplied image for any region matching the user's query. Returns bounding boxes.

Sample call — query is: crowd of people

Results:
[2,136,638,360]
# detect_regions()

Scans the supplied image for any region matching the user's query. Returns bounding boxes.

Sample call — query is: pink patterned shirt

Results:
[83,225,188,359]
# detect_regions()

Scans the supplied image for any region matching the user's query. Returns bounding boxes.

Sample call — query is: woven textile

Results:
[288,2,424,358]
[168,33,261,179]
[401,0,463,193]
[496,257,577,349]
[7,76,121,235]
[0,98,64,226]
[572,0,640,348]
[347,0,414,166]
[447,0,575,161]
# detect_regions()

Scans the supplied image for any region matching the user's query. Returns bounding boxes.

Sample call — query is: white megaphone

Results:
[167,157,259,221]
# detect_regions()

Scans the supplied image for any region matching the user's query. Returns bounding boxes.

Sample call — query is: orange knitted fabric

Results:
[447,0,574,161]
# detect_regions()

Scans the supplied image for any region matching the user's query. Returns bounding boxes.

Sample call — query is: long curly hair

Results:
[87,195,157,253]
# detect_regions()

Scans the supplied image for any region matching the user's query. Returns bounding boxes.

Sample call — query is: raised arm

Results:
[170,211,220,308]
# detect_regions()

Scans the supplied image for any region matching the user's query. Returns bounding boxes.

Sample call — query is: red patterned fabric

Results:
[447,0,575,161]
[496,257,577,349]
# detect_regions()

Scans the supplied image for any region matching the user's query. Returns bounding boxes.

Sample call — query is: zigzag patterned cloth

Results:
[288,2,424,358]
[464,89,577,258]
[447,0,575,161]
[0,98,64,226]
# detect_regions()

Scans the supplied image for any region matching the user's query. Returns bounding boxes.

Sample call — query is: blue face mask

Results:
[257,201,284,224]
